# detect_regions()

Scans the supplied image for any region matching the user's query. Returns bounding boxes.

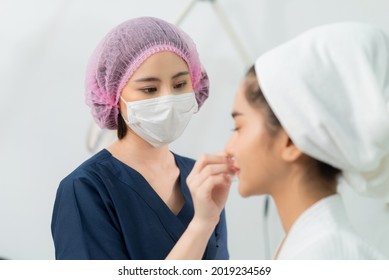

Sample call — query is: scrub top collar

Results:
[103,148,194,242]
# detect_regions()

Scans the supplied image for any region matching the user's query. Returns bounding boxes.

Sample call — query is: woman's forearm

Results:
[165,219,217,260]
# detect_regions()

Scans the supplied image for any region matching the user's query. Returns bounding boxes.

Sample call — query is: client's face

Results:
[225,83,284,197]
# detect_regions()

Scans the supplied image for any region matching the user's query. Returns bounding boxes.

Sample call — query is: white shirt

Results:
[276,194,385,259]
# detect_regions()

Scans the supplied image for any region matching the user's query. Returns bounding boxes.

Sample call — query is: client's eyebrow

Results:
[231,111,243,118]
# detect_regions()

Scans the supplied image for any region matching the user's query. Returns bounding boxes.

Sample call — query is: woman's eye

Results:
[141,87,157,94]
[174,81,187,89]
[231,127,240,132]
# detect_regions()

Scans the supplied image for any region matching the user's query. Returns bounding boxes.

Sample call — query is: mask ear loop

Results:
[118,96,132,126]
[119,96,128,103]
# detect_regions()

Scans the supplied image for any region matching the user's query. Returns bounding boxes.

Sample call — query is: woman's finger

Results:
[191,153,229,174]
[189,163,233,188]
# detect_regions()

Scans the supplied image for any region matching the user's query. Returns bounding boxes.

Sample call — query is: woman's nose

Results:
[224,135,235,157]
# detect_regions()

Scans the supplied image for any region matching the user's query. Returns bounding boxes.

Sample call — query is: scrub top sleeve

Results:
[51,176,129,260]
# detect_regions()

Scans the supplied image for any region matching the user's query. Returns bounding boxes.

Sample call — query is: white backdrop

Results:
[1,0,388,260]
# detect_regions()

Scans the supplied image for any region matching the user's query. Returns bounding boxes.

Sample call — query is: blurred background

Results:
[1,0,388,259]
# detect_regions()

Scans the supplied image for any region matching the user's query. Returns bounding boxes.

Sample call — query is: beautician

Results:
[51,17,232,260]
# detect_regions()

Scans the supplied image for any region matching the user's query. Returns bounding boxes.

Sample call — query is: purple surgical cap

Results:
[85,17,209,129]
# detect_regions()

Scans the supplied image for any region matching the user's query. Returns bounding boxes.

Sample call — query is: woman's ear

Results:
[278,130,303,162]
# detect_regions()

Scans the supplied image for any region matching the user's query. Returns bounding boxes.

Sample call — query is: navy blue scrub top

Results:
[51,149,229,260]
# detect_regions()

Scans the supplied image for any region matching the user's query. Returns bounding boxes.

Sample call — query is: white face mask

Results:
[120,92,198,147]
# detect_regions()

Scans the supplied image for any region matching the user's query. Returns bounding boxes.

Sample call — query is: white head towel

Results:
[255,22,389,201]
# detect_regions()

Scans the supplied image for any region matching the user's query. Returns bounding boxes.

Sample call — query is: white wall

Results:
[1,0,388,259]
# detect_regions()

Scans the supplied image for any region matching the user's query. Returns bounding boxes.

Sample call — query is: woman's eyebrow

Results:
[172,71,189,79]
[134,77,160,83]
[231,111,243,119]
[133,71,189,82]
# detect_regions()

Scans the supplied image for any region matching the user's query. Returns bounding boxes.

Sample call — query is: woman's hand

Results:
[166,153,235,259]
[187,153,235,228]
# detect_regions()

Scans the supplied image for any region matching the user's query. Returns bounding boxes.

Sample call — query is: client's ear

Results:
[279,130,303,162]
